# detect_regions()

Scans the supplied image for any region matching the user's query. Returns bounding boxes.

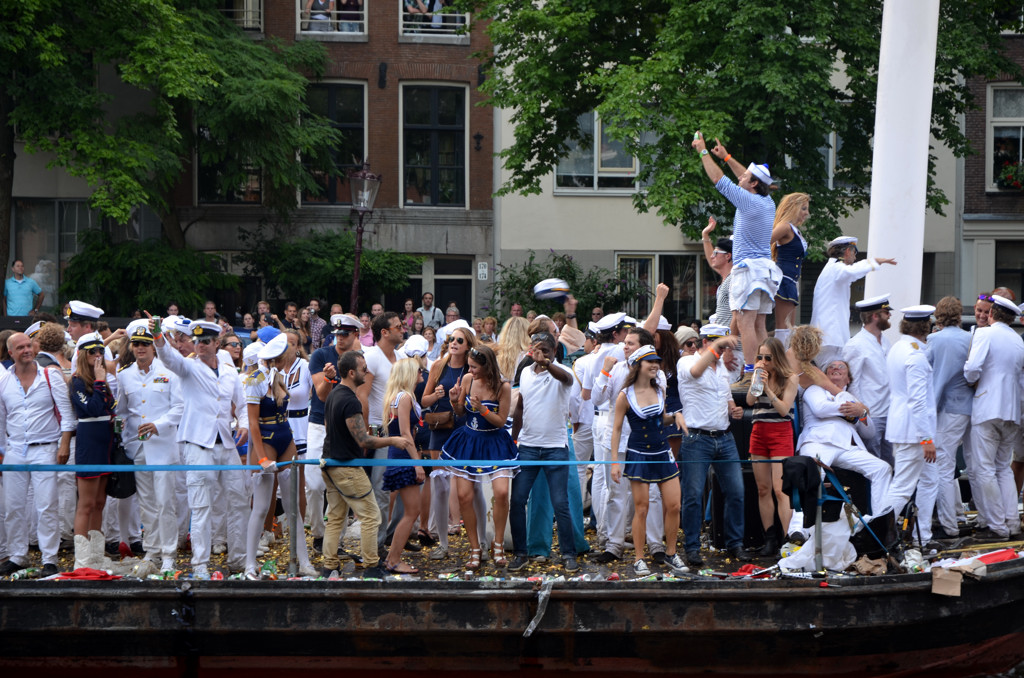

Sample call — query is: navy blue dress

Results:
[440,397,519,481]
[383,392,423,492]
[70,377,114,480]
[776,224,806,304]
[426,362,467,450]
[622,386,679,483]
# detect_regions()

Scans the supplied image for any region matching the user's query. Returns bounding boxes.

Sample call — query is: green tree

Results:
[59,229,239,316]
[458,0,1022,250]
[1,1,341,260]
[486,249,650,321]
[241,227,424,311]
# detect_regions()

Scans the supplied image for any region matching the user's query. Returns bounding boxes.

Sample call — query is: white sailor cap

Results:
[594,312,630,332]
[330,313,363,333]
[747,162,777,185]
[992,295,1020,316]
[828,236,858,249]
[242,342,262,367]
[657,316,671,331]
[533,278,570,301]
[699,324,731,338]
[258,333,289,361]
[126,320,153,343]
[190,320,221,338]
[25,321,43,338]
[855,294,891,313]
[403,334,429,357]
[626,344,660,366]
[75,331,105,352]
[172,317,194,335]
[66,301,104,322]
[899,304,935,320]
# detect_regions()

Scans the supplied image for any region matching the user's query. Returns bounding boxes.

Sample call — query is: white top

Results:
[842,327,892,417]
[0,363,77,452]
[810,257,881,348]
[243,366,273,404]
[677,353,732,431]
[114,358,183,462]
[285,357,312,445]
[963,321,1024,426]
[797,385,871,451]
[363,344,406,426]
[517,361,573,448]
[568,352,596,426]
[885,335,936,444]
[156,342,248,448]
[582,342,625,404]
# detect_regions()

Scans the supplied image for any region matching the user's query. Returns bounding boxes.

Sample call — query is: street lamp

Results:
[348,161,382,314]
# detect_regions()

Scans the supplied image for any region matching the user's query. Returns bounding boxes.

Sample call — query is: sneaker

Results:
[562,555,580,572]
[788,531,808,545]
[0,560,24,577]
[244,568,260,581]
[632,559,650,576]
[361,565,386,579]
[319,566,338,579]
[530,554,549,564]
[105,541,120,556]
[40,563,60,578]
[726,547,753,562]
[665,553,690,575]
[593,551,619,564]
[161,558,177,572]
[685,551,704,567]
[312,537,324,554]
[507,555,529,572]
[130,541,146,557]
[651,552,668,565]
[428,546,448,561]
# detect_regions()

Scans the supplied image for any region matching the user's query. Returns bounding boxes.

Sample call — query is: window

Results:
[403,85,466,207]
[196,125,262,205]
[616,253,709,327]
[303,83,366,205]
[220,0,263,31]
[821,131,854,191]
[995,241,1024,298]
[400,0,468,36]
[989,86,1024,189]
[556,112,645,192]
[297,0,366,35]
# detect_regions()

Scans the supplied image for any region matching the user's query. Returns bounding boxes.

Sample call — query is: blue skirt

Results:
[383,447,423,492]
[440,426,519,481]
[623,447,679,484]
[776,276,799,304]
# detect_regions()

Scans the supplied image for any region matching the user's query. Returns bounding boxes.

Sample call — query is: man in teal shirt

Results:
[3,260,43,316]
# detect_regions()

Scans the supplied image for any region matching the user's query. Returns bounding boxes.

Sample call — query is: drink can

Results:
[11,568,39,580]
[152,316,161,336]
[113,417,124,435]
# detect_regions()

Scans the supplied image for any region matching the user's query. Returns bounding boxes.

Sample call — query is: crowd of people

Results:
[0,134,1020,581]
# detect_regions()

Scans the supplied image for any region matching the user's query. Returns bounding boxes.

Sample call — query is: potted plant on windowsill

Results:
[996,160,1024,190]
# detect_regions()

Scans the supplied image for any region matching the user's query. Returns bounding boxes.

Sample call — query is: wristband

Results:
[919,439,933,445]
[723,154,732,162]
[859,417,868,423]
[700,149,709,157]
[566,313,577,319]
[482,407,491,417]
[601,369,611,377]
[709,348,720,360]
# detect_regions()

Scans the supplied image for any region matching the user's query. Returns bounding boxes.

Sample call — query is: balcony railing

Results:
[400,4,469,36]
[299,2,367,34]
[219,0,263,31]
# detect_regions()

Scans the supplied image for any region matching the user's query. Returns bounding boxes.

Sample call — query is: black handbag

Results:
[105,439,137,499]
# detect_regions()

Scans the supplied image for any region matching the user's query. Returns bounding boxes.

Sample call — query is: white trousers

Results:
[800,442,894,519]
[885,442,928,522]
[916,413,966,543]
[134,446,181,561]
[593,414,632,558]
[572,423,594,508]
[970,419,1020,538]
[305,423,327,539]
[3,442,60,565]
[183,442,249,568]
[57,438,77,539]
[591,414,610,548]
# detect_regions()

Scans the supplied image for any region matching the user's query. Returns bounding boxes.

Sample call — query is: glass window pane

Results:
[617,256,652,319]
[307,87,328,117]
[994,127,1023,181]
[658,255,698,326]
[405,167,432,204]
[404,88,432,125]
[995,89,1024,118]
[335,86,363,124]
[437,89,463,126]
[598,122,633,172]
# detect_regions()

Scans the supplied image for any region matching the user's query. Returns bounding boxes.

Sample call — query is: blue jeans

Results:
[680,431,744,553]
[525,440,590,555]
[510,445,577,557]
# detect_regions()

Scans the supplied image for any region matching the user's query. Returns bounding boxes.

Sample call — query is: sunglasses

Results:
[683,340,698,348]
[87,348,105,356]
[225,342,242,348]
[335,329,353,337]
[978,294,994,303]
[530,332,554,343]
[712,249,729,257]
[194,336,216,345]
[469,347,484,359]
[129,341,150,348]
[755,354,772,362]
[451,336,466,345]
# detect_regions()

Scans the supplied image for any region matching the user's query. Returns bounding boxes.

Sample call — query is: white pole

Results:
[862,0,940,331]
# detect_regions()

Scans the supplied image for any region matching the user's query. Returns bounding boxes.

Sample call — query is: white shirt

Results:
[582,342,624,406]
[517,361,573,448]
[569,352,596,426]
[797,385,871,451]
[363,344,406,426]
[285,357,312,445]
[963,321,1024,426]
[677,353,732,431]
[810,257,881,348]
[842,327,892,417]
[0,362,77,453]
[885,335,936,444]
[157,342,248,448]
[114,358,183,462]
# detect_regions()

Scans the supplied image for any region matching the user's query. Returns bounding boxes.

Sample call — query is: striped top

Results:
[751,392,793,424]
[715,176,775,265]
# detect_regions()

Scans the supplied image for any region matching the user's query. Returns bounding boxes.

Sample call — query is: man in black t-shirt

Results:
[321,350,415,577]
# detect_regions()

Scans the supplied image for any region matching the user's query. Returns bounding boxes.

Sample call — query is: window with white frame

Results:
[297,0,366,35]
[820,131,853,191]
[556,112,647,192]
[400,0,468,36]
[220,0,263,31]
[615,253,708,325]
[403,85,466,207]
[303,82,366,205]
[990,86,1024,189]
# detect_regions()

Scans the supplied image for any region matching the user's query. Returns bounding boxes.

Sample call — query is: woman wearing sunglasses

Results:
[220,333,244,370]
[745,337,799,556]
[439,343,519,570]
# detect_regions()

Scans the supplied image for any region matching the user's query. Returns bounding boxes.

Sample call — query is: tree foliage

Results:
[458,0,1023,250]
[240,227,425,311]
[59,229,239,316]
[486,249,650,321]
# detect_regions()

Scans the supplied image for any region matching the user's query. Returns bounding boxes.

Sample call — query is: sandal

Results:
[417,529,437,547]
[384,561,420,575]
[465,548,482,571]
[492,541,508,568]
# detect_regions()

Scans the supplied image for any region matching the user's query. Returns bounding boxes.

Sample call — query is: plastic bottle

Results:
[11,568,39,580]
[750,368,764,397]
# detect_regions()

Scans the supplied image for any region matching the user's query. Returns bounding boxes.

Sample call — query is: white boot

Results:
[88,530,117,571]
[73,534,91,570]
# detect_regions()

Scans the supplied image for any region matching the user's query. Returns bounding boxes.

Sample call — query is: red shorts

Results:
[749,421,794,459]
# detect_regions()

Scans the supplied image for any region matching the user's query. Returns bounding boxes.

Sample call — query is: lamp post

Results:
[348,161,382,314]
